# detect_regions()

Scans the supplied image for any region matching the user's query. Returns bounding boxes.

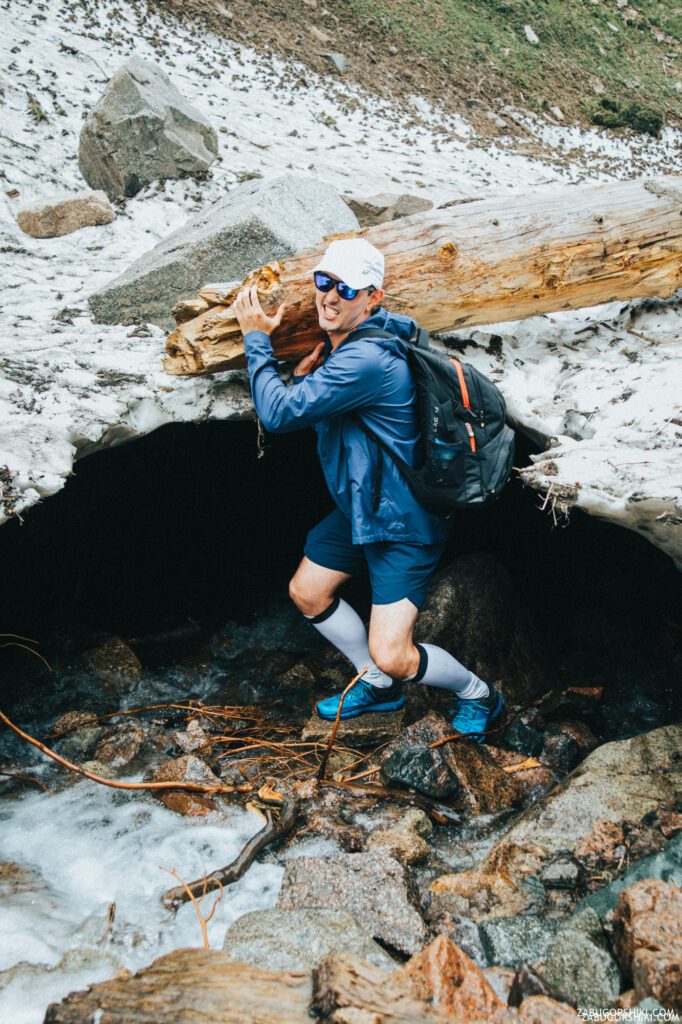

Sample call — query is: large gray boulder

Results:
[277,851,428,955]
[79,57,218,200]
[222,907,394,971]
[89,174,359,328]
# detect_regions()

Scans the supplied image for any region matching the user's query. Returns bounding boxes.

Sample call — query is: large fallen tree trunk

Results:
[164,175,682,376]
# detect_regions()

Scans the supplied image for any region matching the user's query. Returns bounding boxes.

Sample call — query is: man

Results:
[233,237,502,740]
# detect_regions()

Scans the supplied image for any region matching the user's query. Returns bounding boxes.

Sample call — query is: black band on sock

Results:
[412,643,429,683]
[309,595,340,625]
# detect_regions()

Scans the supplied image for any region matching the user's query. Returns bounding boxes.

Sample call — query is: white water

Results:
[0,778,282,1021]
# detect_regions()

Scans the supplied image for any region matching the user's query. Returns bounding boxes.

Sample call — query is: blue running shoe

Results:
[449,686,503,744]
[316,679,405,721]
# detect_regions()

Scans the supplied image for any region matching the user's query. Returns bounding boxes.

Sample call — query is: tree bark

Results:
[164,175,682,376]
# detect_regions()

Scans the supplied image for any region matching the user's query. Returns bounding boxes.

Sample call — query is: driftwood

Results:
[312,954,449,1023]
[162,791,299,910]
[44,948,314,1024]
[164,175,682,376]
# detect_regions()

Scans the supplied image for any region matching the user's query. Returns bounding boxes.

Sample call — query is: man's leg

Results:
[292,511,399,718]
[366,544,503,741]
[290,556,388,684]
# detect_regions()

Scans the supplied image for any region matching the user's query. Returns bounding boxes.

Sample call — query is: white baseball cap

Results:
[313,238,384,291]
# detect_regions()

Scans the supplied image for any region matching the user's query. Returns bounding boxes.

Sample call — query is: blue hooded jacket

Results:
[243,307,451,545]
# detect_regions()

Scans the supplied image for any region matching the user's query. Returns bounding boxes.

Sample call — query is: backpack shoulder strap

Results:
[343,326,396,344]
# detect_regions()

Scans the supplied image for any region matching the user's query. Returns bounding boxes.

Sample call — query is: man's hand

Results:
[234,284,285,337]
[294,341,325,377]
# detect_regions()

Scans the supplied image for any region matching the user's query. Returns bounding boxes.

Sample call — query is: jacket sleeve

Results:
[243,330,385,433]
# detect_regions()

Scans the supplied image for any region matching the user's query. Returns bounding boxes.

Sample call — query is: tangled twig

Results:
[316,665,367,781]
[159,867,223,947]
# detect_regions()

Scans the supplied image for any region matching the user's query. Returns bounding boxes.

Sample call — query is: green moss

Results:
[589,98,664,136]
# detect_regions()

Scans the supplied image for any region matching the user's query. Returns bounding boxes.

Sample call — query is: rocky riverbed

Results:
[0,552,678,1022]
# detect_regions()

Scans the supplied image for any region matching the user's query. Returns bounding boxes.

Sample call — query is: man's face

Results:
[315,274,383,339]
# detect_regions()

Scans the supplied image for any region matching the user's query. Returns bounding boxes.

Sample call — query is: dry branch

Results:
[316,665,366,781]
[0,707,240,797]
[164,175,682,376]
[162,790,300,910]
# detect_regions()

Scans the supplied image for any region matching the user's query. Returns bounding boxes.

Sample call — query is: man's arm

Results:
[233,285,384,433]
[244,329,384,433]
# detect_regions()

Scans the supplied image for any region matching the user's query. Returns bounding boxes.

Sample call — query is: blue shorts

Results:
[304,508,446,610]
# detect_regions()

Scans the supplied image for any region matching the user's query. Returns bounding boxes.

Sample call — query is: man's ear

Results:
[367,288,385,311]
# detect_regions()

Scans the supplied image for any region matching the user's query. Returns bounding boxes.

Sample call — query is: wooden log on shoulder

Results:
[164,175,682,376]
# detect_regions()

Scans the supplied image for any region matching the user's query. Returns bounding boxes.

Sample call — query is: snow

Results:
[1,0,681,571]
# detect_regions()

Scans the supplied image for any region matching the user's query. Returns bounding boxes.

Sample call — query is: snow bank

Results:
[1,0,680,566]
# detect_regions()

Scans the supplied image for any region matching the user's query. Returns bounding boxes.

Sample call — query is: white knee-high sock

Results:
[307,596,393,688]
[406,643,489,699]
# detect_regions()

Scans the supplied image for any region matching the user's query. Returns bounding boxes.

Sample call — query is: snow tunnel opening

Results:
[0,421,679,702]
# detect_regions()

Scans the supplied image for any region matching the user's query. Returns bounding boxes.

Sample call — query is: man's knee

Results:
[369,638,417,680]
[289,572,329,618]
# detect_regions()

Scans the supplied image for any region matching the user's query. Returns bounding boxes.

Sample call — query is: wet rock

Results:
[430,725,682,920]
[503,716,544,758]
[54,723,104,762]
[93,721,145,768]
[539,729,581,775]
[365,808,432,865]
[277,851,428,955]
[89,174,358,328]
[543,908,622,1009]
[45,948,313,1023]
[612,879,682,1010]
[541,858,581,890]
[344,192,434,227]
[381,742,458,798]
[517,995,580,1023]
[574,818,626,874]
[79,57,218,199]
[427,909,486,965]
[172,718,211,755]
[152,754,222,816]
[397,934,503,1017]
[306,808,366,853]
[301,709,405,748]
[53,711,99,738]
[484,965,516,1003]
[430,841,545,923]
[380,711,520,814]
[508,962,576,1008]
[223,908,395,971]
[485,744,556,802]
[479,914,560,968]
[79,637,142,696]
[578,832,682,922]
[16,190,115,237]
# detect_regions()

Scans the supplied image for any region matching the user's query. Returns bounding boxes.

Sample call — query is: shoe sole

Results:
[316,696,406,721]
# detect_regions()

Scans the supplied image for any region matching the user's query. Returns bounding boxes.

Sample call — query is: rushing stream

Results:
[0,604,339,1024]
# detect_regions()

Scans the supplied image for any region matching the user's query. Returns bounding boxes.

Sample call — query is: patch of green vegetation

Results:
[589,97,663,136]
[345,0,681,129]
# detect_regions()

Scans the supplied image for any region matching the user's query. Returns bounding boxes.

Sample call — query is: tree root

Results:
[0,707,242,797]
[321,779,460,826]
[161,791,300,911]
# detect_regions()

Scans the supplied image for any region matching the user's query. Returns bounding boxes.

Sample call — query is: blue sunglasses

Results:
[314,271,374,301]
